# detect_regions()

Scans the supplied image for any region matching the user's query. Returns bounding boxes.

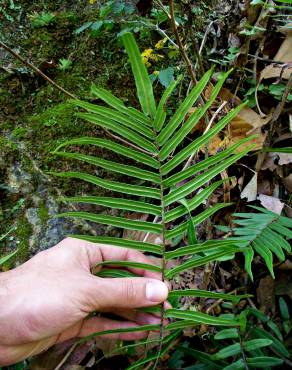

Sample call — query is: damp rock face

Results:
[3,160,104,262]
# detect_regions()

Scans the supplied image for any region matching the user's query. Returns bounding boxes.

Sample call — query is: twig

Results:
[0,40,76,99]
[154,25,179,49]
[203,101,227,134]
[271,73,292,123]
[104,129,157,156]
[54,342,78,370]
[247,54,286,65]
[199,21,214,55]
[237,327,249,370]
[154,0,174,24]
[255,73,292,172]
[182,101,226,171]
[143,215,160,242]
[169,0,197,85]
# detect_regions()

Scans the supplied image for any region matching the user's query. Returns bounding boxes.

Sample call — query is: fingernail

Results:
[146,281,168,302]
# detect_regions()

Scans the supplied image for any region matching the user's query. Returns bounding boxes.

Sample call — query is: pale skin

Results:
[0,238,169,366]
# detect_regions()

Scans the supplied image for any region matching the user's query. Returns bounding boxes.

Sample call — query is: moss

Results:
[0,136,18,152]
[14,217,32,263]
[11,127,29,139]
[37,201,49,225]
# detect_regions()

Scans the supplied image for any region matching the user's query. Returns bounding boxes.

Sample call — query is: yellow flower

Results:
[153,70,160,76]
[141,48,154,58]
[155,37,167,49]
[141,48,154,65]
[89,0,96,4]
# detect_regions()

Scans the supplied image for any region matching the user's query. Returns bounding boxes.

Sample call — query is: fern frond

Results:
[227,207,292,279]
[51,32,259,366]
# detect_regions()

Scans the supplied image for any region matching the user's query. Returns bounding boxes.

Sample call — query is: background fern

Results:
[218,206,292,280]
[51,32,291,369]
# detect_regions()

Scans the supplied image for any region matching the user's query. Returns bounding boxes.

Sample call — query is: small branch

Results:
[104,129,157,156]
[0,40,77,99]
[255,74,292,172]
[237,328,249,370]
[182,101,226,171]
[247,54,289,65]
[271,73,292,123]
[154,25,179,49]
[169,0,197,85]
[199,21,214,55]
[154,0,173,23]
[203,101,227,134]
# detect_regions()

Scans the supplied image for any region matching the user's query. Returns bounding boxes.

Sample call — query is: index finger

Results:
[67,237,162,280]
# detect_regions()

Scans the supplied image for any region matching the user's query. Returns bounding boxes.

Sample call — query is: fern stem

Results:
[152,135,167,369]
[237,328,249,370]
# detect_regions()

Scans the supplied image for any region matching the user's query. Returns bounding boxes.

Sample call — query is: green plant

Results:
[0,227,18,267]
[50,33,290,368]
[29,11,56,28]
[58,58,72,71]
[176,307,290,369]
[74,0,136,36]
[0,0,20,22]
[218,206,292,280]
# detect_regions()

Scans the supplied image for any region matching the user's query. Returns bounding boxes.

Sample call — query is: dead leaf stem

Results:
[0,40,77,99]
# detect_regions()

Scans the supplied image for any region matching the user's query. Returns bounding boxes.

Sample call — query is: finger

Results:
[57,317,149,343]
[87,276,169,311]
[72,238,162,279]
[113,309,163,326]
[0,316,150,366]
[0,337,57,367]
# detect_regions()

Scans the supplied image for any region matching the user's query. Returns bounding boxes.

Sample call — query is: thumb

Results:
[87,277,169,311]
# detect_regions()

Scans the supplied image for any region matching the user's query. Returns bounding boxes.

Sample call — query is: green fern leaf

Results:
[121,32,156,118]
[228,207,292,279]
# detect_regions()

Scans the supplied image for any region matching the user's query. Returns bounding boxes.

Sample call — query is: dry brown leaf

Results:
[123,213,169,245]
[257,178,273,196]
[261,152,279,171]
[256,275,275,314]
[282,174,292,193]
[241,173,258,202]
[258,194,284,214]
[203,88,270,155]
[260,27,292,81]
[278,153,292,166]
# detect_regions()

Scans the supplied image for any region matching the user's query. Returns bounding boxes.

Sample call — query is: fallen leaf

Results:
[30,339,93,370]
[261,152,279,171]
[282,174,292,193]
[260,26,292,81]
[278,260,292,271]
[257,275,275,314]
[284,205,292,218]
[257,178,273,196]
[278,153,292,166]
[123,213,170,245]
[203,88,270,155]
[275,270,292,300]
[258,194,284,214]
[241,173,258,202]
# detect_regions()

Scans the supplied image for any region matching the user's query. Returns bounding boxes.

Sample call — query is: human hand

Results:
[0,238,168,366]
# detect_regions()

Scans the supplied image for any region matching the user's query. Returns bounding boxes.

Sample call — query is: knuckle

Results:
[124,279,137,303]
